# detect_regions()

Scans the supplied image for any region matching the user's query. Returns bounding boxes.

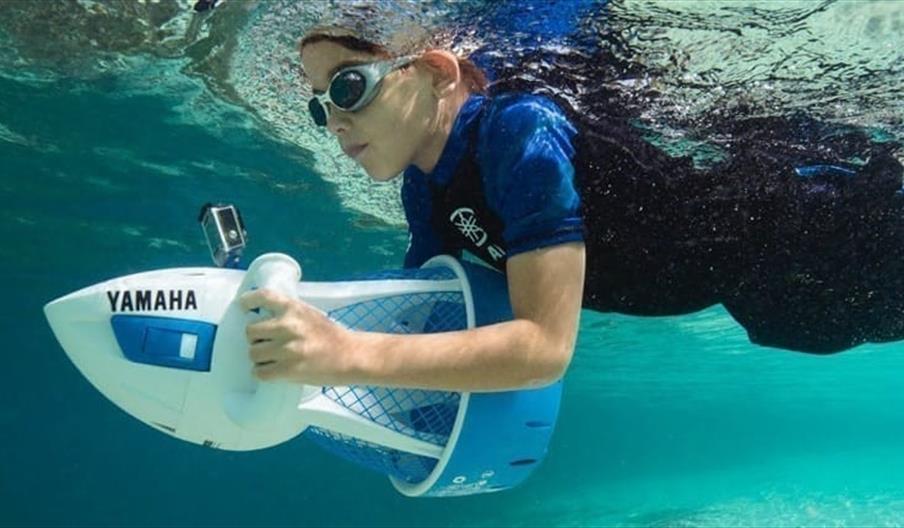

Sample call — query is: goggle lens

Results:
[308,98,328,127]
[330,70,367,109]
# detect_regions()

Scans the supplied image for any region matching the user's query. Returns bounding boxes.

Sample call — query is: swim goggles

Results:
[308,55,418,127]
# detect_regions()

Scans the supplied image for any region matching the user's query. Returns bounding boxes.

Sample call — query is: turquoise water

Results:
[3,1,904,526]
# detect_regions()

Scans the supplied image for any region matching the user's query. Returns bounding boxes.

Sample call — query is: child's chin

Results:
[366,166,402,182]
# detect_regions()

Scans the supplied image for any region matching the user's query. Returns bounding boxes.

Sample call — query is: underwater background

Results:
[2,0,904,526]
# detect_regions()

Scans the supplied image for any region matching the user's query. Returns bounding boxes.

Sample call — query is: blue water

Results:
[3,1,904,526]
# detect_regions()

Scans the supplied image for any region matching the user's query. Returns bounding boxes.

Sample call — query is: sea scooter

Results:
[44,203,562,497]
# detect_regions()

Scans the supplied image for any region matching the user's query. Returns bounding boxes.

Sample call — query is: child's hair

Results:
[299,29,488,94]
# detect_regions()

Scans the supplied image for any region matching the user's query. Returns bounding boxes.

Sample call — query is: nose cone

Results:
[42,266,309,451]
[43,272,210,434]
[45,267,237,372]
[43,269,234,443]
[46,280,143,412]
[45,281,120,369]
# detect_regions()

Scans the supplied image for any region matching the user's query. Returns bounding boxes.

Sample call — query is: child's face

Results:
[301,40,438,182]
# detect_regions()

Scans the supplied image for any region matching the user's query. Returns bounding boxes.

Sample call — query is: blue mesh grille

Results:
[302,283,467,483]
[329,291,467,335]
[321,386,460,444]
[303,427,440,483]
[344,267,456,282]
[302,386,460,483]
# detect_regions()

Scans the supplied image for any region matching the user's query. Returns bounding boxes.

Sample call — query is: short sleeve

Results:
[479,96,584,256]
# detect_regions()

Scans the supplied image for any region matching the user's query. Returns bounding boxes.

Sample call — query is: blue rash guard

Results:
[400,91,904,355]
[402,94,584,269]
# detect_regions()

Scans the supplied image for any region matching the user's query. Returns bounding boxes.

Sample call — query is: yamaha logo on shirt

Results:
[450,207,506,262]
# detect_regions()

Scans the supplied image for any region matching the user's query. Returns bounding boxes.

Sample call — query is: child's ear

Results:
[419,50,461,97]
